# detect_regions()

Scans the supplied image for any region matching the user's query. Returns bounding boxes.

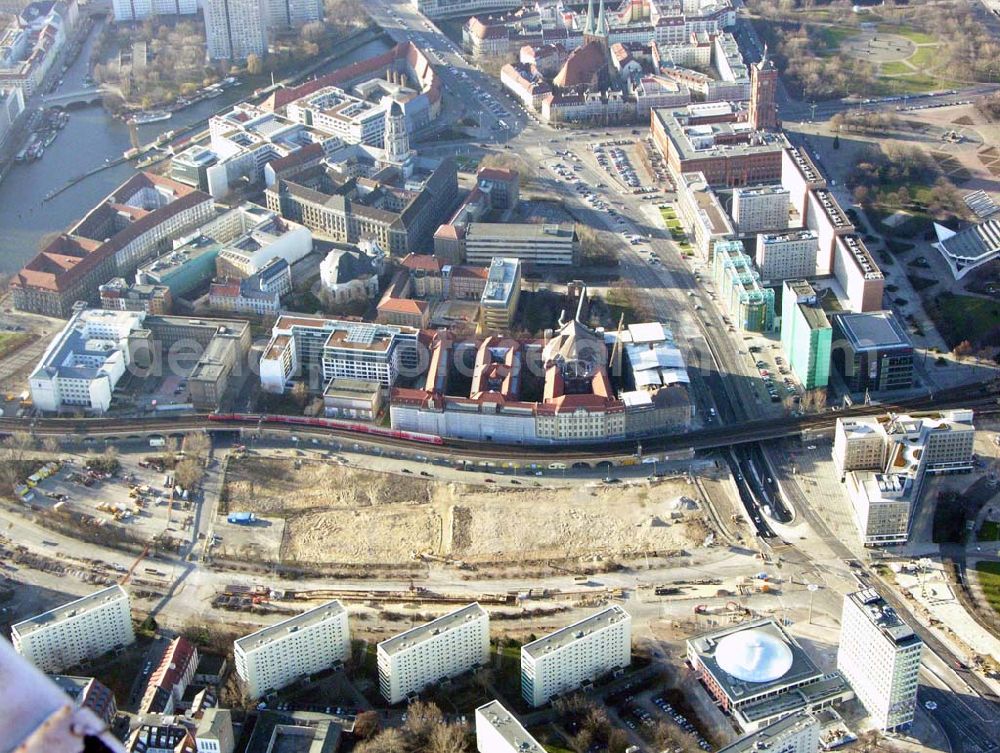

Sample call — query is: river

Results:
[0,22,391,275]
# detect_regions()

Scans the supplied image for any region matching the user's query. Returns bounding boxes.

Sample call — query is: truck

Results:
[227,512,257,525]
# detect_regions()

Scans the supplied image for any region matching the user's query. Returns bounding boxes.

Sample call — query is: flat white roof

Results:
[235,600,346,653]
[378,603,486,657]
[12,585,129,637]
[522,606,629,660]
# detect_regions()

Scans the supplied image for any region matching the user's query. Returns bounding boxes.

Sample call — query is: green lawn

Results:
[979,521,1000,541]
[930,293,1000,347]
[815,26,856,54]
[878,25,939,45]
[880,61,914,77]
[909,46,940,69]
[974,561,1000,618]
[872,72,956,95]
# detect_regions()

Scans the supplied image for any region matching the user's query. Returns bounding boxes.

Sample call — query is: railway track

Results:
[1,382,997,462]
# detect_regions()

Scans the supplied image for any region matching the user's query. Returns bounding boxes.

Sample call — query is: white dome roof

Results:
[714,628,793,683]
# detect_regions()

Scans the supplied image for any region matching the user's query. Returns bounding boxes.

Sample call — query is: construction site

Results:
[218,456,716,568]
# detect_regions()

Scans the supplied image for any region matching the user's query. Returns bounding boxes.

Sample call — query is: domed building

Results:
[686,619,854,732]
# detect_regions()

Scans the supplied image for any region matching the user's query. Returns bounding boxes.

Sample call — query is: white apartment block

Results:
[377,603,490,704]
[265,0,323,28]
[837,590,922,730]
[29,309,146,414]
[204,0,268,61]
[475,700,546,753]
[260,315,421,393]
[717,712,820,753]
[111,0,198,22]
[755,230,819,283]
[12,585,134,673]
[234,600,349,700]
[521,606,631,708]
[732,185,789,234]
[844,471,913,545]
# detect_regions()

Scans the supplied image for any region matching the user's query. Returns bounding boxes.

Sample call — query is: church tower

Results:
[583,0,609,47]
[749,44,779,131]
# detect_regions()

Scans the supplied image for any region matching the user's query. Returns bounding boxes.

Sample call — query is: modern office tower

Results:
[204,0,268,61]
[234,600,350,700]
[780,280,831,390]
[12,586,134,673]
[837,590,922,730]
[732,185,789,235]
[521,606,631,708]
[475,700,546,753]
[756,230,819,283]
[377,603,490,704]
[831,311,913,393]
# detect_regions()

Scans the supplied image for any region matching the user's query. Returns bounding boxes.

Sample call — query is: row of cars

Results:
[595,144,641,189]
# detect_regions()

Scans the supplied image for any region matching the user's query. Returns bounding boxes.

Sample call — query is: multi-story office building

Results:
[833,411,975,544]
[713,240,775,332]
[204,0,268,61]
[99,278,172,315]
[755,230,819,283]
[833,418,889,477]
[732,185,789,235]
[521,606,631,708]
[111,0,198,22]
[717,712,820,753]
[475,700,546,753]
[651,103,787,188]
[833,233,884,313]
[12,585,134,673]
[377,603,490,704]
[463,222,578,266]
[267,157,458,256]
[234,600,349,700]
[260,315,420,393]
[672,168,734,259]
[837,590,922,730]
[780,280,831,391]
[781,146,825,223]
[11,173,214,317]
[480,257,521,331]
[28,309,146,414]
[831,311,913,393]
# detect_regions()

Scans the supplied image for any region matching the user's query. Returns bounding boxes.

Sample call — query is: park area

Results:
[219,457,713,566]
[974,561,1000,618]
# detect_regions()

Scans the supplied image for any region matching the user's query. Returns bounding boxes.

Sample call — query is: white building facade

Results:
[837,590,922,730]
[29,309,146,414]
[755,230,819,283]
[475,700,546,753]
[234,600,350,700]
[732,185,789,235]
[521,606,631,708]
[204,0,268,61]
[12,585,135,673]
[377,603,490,704]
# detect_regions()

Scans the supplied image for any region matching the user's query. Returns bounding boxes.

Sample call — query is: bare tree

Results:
[0,432,36,494]
[355,728,407,753]
[427,721,470,753]
[41,436,61,456]
[402,700,445,747]
[353,710,380,741]
[182,432,212,463]
[174,458,204,491]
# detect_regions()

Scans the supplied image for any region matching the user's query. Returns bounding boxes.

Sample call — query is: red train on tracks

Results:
[207,412,444,445]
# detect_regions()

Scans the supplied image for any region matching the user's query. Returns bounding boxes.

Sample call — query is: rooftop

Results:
[465,222,575,241]
[378,603,486,657]
[12,585,129,637]
[688,619,822,704]
[783,146,824,186]
[836,311,910,351]
[717,712,818,753]
[847,589,922,647]
[235,600,346,653]
[522,606,629,660]
[481,257,521,307]
[836,233,882,280]
[476,701,546,753]
[653,106,788,162]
